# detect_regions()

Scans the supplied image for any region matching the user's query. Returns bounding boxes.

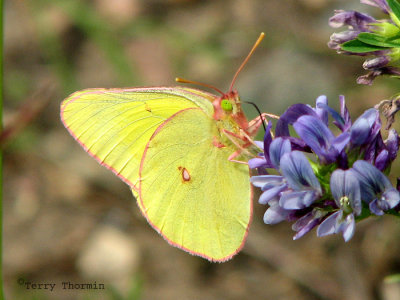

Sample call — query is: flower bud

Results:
[363,56,390,69]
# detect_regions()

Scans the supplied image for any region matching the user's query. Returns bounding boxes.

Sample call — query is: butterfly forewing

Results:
[61,87,214,190]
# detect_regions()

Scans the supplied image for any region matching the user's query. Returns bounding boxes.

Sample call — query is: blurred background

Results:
[4,0,400,299]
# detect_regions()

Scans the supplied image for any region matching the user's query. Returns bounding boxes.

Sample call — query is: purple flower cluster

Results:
[328,0,400,84]
[249,95,400,241]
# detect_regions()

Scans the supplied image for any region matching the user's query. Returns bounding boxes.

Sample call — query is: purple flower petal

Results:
[339,95,352,130]
[329,30,361,47]
[329,10,375,30]
[293,115,338,163]
[280,151,321,192]
[317,211,340,237]
[263,121,273,160]
[352,160,392,202]
[276,104,318,137]
[317,211,356,242]
[383,188,400,209]
[263,203,290,224]
[369,199,385,215]
[350,108,380,145]
[255,141,264,149]
[280,190,317,209]
[250,175,284,188]
[292,212,313,232]
[375,149,389,171]
[363,56,390,70]
[364,134,385,164]
[317,102,345,130]
[259,184,288,205]
[248,157,267,169]
[315,95,328,125]
[332,132,350,153]
[269,137,292,169]
[385,129,399,161]
[360,0,390,14]
[282,137,310,152]
[350,118,370,145]
[330,169,362,215]
[341,214,356,242]
[292,211,321,240]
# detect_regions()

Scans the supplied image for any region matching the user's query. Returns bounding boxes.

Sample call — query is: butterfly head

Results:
[213,90,250,134]
[216,91,239,115]
[176,33,265,137]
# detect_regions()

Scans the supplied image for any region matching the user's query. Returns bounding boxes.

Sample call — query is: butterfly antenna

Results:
[243,101,267,132]
[175,77,224,96]
[229,32,265,93]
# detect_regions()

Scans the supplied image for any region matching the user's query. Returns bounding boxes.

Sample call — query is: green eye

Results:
[221,99,233,111]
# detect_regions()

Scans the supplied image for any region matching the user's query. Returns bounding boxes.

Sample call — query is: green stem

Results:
[0,0,4,298]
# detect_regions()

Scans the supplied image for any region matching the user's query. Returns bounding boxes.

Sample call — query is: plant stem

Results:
[0,0,4,298]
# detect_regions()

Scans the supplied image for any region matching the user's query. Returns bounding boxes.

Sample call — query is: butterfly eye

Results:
[221,99,233,111]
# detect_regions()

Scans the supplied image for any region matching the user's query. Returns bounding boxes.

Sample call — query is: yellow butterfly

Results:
[61,33,268,262]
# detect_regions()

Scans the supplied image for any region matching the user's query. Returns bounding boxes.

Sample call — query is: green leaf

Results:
[358,32,400,48]
[388,0,400,28]
[340,39,386,53]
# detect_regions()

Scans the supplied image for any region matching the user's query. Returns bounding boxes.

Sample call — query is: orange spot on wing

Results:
[178,166,191,182]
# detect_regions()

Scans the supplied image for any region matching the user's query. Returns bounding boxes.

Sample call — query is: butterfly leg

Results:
[227,150,248,165]
[222,129,256,164]
[246,112,279,137]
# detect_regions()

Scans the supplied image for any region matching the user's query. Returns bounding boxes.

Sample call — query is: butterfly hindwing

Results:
[138,108,251,262]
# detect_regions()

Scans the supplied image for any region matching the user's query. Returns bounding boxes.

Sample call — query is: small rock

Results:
[76,225,140,293]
